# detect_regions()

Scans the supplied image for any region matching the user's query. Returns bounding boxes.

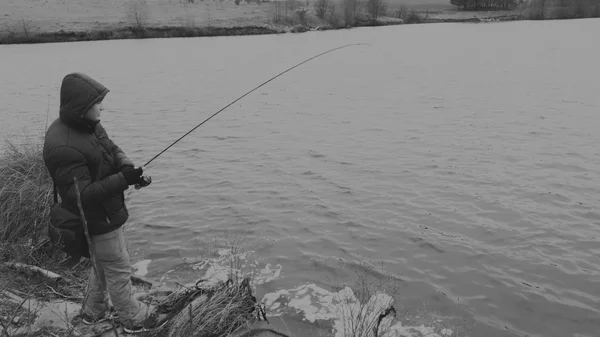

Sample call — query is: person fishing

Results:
[43,72,158,333]
[38,44,365,335]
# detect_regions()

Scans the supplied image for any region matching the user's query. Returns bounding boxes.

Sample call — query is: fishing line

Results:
[140,43,371,170]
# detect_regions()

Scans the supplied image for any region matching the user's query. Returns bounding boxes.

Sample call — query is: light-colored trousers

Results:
[83,227,153,328]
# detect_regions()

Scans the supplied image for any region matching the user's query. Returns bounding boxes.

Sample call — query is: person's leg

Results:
[91,227,154,329]
[82,264,109,321]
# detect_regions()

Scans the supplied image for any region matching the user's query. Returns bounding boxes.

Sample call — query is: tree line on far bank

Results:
[450,0,521,10]
[450,0,600,20]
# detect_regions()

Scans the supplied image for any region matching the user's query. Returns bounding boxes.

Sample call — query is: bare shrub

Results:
[314,0,330,19]
[285,0,300,22]
[125,0,150,29]
[530,0,600,19]
[269,0,286,23]
[572,0,599,17]
[366,0,386,23]
[326,1,341,27]
[393,3,407,19]
[343,0,358,26]
[268,0,302,24]
[526,0,552,19]
[295,6,309,25]
[20,18,30,40]
[0,17,33,43]
[404,9,427,23]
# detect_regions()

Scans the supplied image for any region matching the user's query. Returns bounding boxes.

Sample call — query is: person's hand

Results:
[121,166,144,186]
[135,175,152,189]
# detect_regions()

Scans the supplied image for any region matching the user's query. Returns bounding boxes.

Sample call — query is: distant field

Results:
[0,0,273,33]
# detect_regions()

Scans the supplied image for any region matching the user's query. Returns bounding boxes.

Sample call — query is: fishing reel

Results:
[134,173,152,190]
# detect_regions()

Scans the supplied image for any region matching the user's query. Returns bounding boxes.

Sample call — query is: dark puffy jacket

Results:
[43,73,133,236]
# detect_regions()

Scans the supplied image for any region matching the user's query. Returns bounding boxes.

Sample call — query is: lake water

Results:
[1,18,599,337]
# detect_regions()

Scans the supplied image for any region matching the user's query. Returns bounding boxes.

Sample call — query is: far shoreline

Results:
[1,0,598,46]
[0,25,284,45]
[0,10,524,46]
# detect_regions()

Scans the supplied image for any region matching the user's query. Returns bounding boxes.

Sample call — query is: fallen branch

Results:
[3,262,62,281]
[4,288,29,298]
[45,284,83,301]
[1,289,24,304]
[4,259,147,289]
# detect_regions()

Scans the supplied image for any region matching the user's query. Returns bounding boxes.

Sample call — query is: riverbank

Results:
[0,261,279,337]
[0,139,278,337]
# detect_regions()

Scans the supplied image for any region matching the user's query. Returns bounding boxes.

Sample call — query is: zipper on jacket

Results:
[93,134,113,225]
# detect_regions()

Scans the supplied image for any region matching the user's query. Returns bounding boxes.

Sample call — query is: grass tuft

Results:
[0,138,66,266]
[151,278,258,337]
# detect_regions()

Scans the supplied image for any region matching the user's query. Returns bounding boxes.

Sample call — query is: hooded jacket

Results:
[43,73,134,236]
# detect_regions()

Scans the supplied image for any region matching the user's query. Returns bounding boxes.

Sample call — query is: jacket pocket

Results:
[102,193,128,224]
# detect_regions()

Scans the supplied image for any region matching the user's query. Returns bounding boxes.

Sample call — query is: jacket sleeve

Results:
[49,146,129,206]
[95,123,134,169]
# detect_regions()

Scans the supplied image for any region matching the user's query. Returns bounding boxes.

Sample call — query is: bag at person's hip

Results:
[48,203,90,259]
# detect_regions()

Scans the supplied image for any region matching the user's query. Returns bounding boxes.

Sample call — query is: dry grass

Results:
[137,230,269,337]
[150,278,259,337]
[0,136,91,336]
[327,259,401,337]
[0,138,66,267]
[181,228,269,286]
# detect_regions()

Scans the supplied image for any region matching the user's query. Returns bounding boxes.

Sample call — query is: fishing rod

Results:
[134,43,370,189]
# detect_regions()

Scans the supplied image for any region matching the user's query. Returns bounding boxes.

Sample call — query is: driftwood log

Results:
[4,262,155,289]
[3,262,63,281]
